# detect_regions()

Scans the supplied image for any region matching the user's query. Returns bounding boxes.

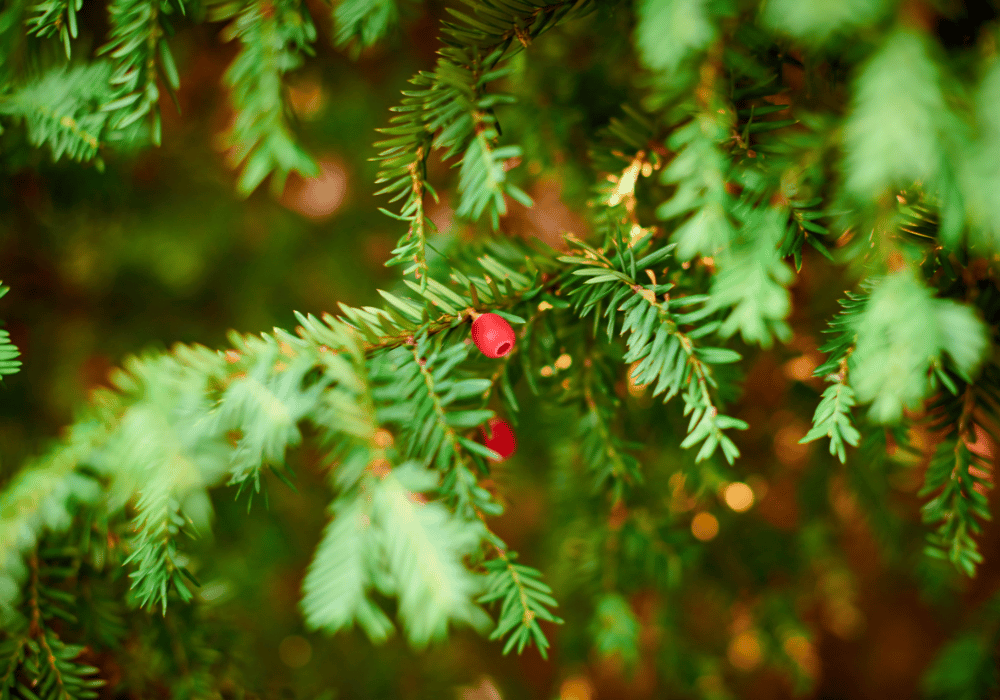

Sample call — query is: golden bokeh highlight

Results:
[724,482,755,512]
[555,353,573,370]
[373,429,393,448]
[783,354,818,382]
[559,676,594,700]
[541,366,554,377]
[727,631,762,670]
[691,512,719,541]
[278,635,312,668]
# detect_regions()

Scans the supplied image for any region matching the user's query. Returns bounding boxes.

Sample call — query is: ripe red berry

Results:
[480,417,516,462]
[472,313,515,357]
[471,313,516,358]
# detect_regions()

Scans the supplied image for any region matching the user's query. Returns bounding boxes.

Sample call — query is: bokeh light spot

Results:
[691,512,719,541]
[727,631,762,670]
[783,354,818,381]
[724,482,754,512]
[559,676,594,700]
[280,156,348,220]
[374,429,393,448]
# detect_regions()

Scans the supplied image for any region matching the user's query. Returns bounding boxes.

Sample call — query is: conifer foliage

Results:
[3,0,1000,696]
[0,283,20,382]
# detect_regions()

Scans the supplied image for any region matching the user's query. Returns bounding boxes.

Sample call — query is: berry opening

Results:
[495,342,511,355]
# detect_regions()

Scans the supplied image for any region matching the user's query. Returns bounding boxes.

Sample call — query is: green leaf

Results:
[444,409,494,428]
[158,40,181,91]
[440,378,492,403]
[458,436,501,461]
[490,309,526,324]
[694,347,741,364]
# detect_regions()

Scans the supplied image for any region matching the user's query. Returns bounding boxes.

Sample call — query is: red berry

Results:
[480,418,516,462]
[471,313,516,358]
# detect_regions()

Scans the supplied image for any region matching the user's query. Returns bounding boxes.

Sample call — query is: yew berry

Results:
[471,312,516,358]
[481,417,516,462]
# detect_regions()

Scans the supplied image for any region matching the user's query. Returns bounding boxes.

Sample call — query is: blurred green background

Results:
[2,1,1000,698]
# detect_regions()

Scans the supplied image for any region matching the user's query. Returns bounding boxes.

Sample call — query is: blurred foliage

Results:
[3,0,1000,699]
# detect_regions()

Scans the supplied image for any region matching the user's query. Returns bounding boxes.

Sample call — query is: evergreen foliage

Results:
[4,0,1000,695]
[0,284,20,382]
[332,0,410,55]
[0,63,115,163]
[923,589,1000,700]
[25,0,83,57]
[96,0,185,146]
[209,0,320,195]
